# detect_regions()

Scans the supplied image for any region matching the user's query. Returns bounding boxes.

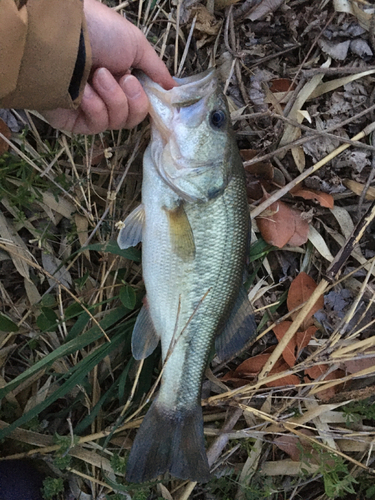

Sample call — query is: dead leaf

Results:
[340,353,375,375]
[265,79,297,106]
[247,0,285,21]
[269,79,296,93]
[287,213,310,247]
[344,179,375,200]
[75,214,90,261]
[273,321,316,368]
[287,272,324,328]
[235,352,272,377]
[305,365,345,401]
[291,187,334,209]
[274,430,315,461]
[318,38,350,60]
[308,226,334,262]
[256,199,309,248]
[0,118,11,156]
[278,62,329,162]
[333,0,372,32]
[244,156,286,200]
[350,39,373,59]
[296,326,317,355]
[273,321,296,367]
[214,0,241,9]
[227,350,300,388]
[41,253,73,290]
[266,359,300,387]
[0,213,31,281]
[189,5,221,36]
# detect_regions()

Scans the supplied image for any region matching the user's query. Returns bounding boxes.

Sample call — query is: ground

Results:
[1,0,375,499]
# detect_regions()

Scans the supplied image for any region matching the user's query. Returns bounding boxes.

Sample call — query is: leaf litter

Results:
[1,0,375,499]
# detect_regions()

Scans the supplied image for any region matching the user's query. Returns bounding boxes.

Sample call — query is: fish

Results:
[117,69,256,483]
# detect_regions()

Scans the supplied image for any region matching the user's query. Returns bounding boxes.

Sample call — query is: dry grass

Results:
[1,0,375,499]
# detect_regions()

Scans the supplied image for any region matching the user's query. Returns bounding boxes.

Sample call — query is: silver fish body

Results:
[118,69,256,483]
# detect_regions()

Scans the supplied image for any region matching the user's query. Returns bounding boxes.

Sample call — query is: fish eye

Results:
[209,109,226,129]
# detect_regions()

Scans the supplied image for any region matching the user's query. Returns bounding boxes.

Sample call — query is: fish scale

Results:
[143,158,247,409]
[117,69,256,483]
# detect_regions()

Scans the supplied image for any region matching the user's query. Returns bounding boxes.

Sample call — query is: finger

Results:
[136,44,176,90]
[42,107,78,133]
[92,68,130,130]
[44,84,110,134]
[70,83,110,134]
[130,29,176,90]
[119,74,149,129]
[43,84,111,134]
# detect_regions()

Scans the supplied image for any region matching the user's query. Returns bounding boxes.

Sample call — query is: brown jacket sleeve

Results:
[0,0,92,110]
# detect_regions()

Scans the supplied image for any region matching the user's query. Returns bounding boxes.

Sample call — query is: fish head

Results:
[137,69,238,202]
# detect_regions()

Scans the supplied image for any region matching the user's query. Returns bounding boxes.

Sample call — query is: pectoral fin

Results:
[215,287,257,362]
[165,204,195,261]
[132,302,160,360]
[117,204,145,249]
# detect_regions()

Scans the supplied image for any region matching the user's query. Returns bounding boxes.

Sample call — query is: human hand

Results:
[43,0,175,134]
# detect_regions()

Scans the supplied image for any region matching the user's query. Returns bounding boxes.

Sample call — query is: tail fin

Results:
[126,400,210,483]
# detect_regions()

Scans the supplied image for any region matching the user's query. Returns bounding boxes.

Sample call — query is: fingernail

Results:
[96,68,116,91]
[121,75,142,99]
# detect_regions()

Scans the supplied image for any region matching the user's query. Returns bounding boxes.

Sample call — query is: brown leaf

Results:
[272,322,316,368]
[256,199,309,248]
[224,349,299,388]
[243,153,285,201]
[286,212,310,246]
[340,354,375,375]
[296,326,317,355]
[241,149,261,162]
[305,364,345,401]
[273,321,296,367]
[0,118,11,156]
[266,359,300,387]
[291,187,334,208]
[235,352,271,377]
[287,272,324,328]
[220,370,247,388]
[274,430,315,461]
[269,78,296,93]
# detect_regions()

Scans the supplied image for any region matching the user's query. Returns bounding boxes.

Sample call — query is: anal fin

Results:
[215,286,257,362]
[117,204,145,249]
[132,302,160,360]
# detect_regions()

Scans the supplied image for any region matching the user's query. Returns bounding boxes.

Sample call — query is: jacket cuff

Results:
[1,0,92,111]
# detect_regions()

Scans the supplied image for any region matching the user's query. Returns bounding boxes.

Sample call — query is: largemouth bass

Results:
[117,69,256,483]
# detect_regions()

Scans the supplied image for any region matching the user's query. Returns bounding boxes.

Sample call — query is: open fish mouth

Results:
[134,68,217,140]
[136,67,216,105]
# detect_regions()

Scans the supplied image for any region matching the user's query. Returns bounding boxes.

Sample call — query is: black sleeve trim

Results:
[68,28,86,101]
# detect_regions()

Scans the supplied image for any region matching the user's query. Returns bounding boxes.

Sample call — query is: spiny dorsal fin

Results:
[132,302,160,360]
[215,286,257,362]
[117,204,145,249]
[164,204,195,261]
